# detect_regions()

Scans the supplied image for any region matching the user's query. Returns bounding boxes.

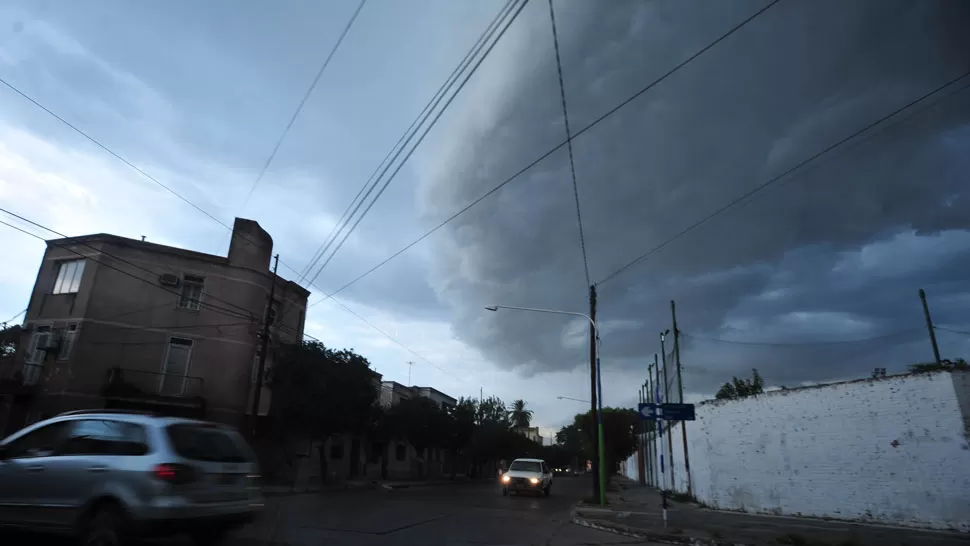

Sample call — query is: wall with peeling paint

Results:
[651,371,970,531]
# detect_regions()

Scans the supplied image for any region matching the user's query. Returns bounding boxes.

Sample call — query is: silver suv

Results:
[0,410,263,545]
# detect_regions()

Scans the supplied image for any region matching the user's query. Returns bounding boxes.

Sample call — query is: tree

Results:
[476,395,510,427]
[444,397,478,479]
[572,407,639,484]
[508,399,534,428]
[715,368,764,400]
[268,341,379,483]
[909,358,968,374]
[0,325,21,362]
[386,396,449,479]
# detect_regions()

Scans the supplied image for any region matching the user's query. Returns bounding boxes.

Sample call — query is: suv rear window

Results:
[164,424,253,463]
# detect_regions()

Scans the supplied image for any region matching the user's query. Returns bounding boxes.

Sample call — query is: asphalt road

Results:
[1,476,661,545]
[235,475,656,546]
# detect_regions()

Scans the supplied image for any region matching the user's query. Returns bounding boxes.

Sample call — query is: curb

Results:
[570,514,749,546]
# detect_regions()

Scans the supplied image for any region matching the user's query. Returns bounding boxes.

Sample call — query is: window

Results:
[330,442,344,460]
[60,419,150,456]
[57,323,78,360]
[177,274,204,310]
[251,350,260,384]
[25,325,52,365]
[2,421,70,459]
[508,460,542,473]
[395,443,406,461]
[165,424,253,462]
[159,338,193,396]
[52,260,85,294]
[369,443,382,464]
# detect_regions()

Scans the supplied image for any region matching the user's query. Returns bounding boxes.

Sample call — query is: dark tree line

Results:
[266,340,552,483]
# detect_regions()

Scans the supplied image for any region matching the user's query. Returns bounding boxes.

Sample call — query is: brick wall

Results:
[651,371,970,531]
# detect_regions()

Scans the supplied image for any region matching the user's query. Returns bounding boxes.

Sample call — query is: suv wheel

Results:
[543,485,551,497]
[80,503,128,546]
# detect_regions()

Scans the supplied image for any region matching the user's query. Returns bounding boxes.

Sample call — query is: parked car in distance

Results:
[500,458,553,497]
[0,410,263,545]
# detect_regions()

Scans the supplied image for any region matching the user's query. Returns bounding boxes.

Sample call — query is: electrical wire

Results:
[1,210,257,322]
[328,295,467,383]
[303,0,781,309]
[596,68,970,286]
[303,0,530,289]
[2,308,27,325]
[295,0,518,286]
[0,74,306,290]
[934,325,970,337]
[239,0,368,211]
[548,0,590,288]
[682,328,924,347]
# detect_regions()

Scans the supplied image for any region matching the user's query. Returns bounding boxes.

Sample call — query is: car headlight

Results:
[529,477,539,484]
[502,475,511,483]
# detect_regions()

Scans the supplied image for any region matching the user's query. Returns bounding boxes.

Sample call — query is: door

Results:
[44,419,151,528]
[0,421,70,526]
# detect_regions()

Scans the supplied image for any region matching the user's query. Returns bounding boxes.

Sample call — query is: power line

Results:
[295,0,518,286]
[1,209,257,322]
[682,328,923,347]
[2,308,27,325]
[239,0,368,210]
[303,0,530,289]
[547,0,590,288]
[0,77,230,230]
[328,295,467,383]
[596,69,970,285]
[0,73,307,290]
[303,0,780,309]
[934,325,970,337]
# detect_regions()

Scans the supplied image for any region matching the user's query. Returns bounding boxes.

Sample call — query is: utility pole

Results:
[655,352,667,526]
[919,288,942,367]
[660,332,674,491]
[637,388,646,485]
[672,300,692,498]
[251,254,279,437]
[588,284,601,504]
[407,361,414,385]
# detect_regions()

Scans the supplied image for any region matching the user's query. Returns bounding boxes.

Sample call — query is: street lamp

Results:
[557,395,591,404]
[486,304,606,506]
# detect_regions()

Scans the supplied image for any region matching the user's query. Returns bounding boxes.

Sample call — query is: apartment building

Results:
[0,218,308,435]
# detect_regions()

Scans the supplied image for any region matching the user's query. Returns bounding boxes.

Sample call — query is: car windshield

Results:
[509,461,542,473]
[165,424,253,463]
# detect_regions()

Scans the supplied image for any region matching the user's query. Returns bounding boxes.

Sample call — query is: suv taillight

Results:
[152,463,196,485]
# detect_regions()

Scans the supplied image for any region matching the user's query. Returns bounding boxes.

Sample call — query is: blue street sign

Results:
[659,403,696,421]
[638,402,658,419]
[637,402,695,421]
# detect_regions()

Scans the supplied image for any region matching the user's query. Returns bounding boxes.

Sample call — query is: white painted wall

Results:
[646,371,970,531]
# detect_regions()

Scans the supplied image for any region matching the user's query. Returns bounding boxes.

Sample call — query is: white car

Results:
[500,458,553,497]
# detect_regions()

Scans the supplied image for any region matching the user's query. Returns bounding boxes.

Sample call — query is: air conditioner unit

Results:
[159,273,180,286]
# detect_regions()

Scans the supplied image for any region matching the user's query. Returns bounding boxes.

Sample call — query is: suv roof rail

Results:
[57,409,158,417]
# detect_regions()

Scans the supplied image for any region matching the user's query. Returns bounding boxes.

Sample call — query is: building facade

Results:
[0,218,308,435]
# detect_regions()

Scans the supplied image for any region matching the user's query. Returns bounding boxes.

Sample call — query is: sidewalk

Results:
[572,477,970,546]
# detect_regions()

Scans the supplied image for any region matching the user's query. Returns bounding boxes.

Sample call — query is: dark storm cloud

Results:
[422,0,970,391]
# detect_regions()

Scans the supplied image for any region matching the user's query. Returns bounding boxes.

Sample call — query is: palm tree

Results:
[508,399,533,428]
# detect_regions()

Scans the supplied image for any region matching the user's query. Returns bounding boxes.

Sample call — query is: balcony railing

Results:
[102,367,203,399]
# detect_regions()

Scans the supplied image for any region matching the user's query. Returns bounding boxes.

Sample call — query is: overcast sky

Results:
[1,0,968,437]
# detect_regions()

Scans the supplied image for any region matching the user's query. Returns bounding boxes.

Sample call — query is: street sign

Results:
[638,402,657,419]
[637,402,695,421]
[659,403,696,421]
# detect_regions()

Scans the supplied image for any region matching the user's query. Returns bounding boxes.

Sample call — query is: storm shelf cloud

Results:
[1,0,969,430]
[419,0,970,394]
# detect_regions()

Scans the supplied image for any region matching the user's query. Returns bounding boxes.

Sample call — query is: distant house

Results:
[515,426,543,445]
[0,218,308,436]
